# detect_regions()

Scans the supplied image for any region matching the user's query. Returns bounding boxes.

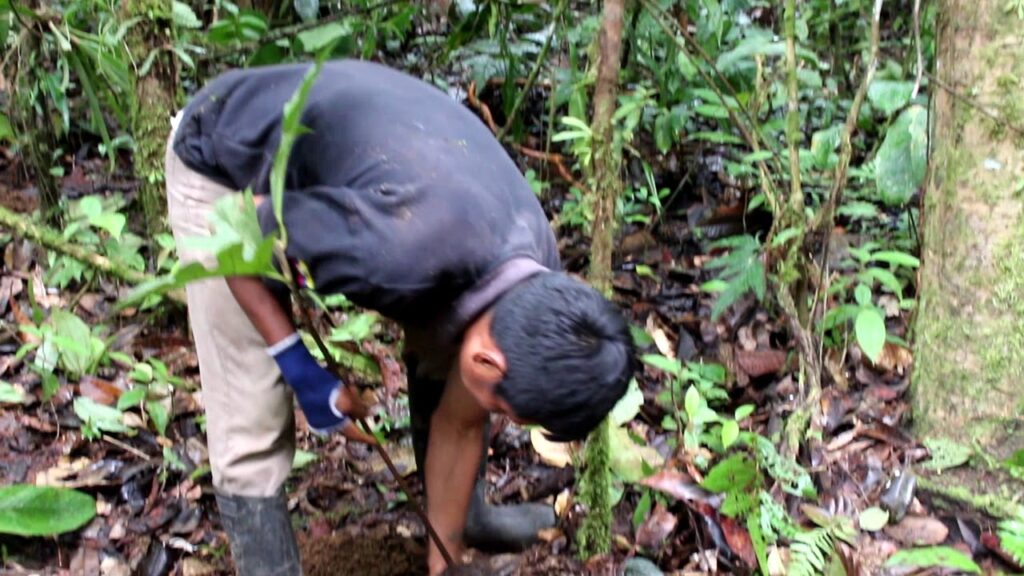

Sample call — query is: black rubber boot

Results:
[407,356,555,552]
[216,489,303,576]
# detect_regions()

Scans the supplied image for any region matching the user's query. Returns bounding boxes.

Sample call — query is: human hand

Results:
[268,333,352,434]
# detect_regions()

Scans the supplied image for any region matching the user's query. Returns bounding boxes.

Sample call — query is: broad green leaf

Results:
[146,401,170,437]
[297,22,350,53]
[0,381,25,404]
[875,105,928,206]
[854,283,873,307]
[630,325,654,347]
[870,250,921,269]
[73,397,131,437]
[684,385,700,419]
[676,51,697,80]
[49,310,103,378]
[172,0,202,28]
[858,506,889,531]
[608,425,663,483]
[838,201,880,220]
[701,454,757,493]
[921,437,972,471]
[89,212,126,240]
[116,386,147,410]
[78,196,103,220]
[641,354,681,377]
[721,419,739,449]
[868,80,915,117]
[884,546,981,574]
[854,308,886,363]
[734,404,755,421]
[0,485,96,537]
[610,378,644,426]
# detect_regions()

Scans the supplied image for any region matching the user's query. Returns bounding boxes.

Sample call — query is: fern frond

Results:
[998,515,1024,565]
[788,528,833,576]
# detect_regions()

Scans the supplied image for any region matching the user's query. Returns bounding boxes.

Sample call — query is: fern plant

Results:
[999,511,1024,566]
[787,508,857,576]
[702,234,766,320]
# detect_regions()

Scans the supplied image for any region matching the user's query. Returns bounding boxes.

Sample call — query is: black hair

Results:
[490,271,636,442]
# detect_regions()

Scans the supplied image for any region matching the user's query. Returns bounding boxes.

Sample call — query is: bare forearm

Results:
[425,416,484,574]
[225,276,295,346]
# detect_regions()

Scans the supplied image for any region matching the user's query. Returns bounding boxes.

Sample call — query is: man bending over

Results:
[165,58,636,575]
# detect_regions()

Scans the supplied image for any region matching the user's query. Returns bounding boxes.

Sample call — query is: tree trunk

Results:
[911,0,1024,517]
[576,0,625,559]
[124,0,177,236]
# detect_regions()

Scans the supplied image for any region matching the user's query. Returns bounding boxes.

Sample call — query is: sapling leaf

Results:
[0,485,96,537]
[855,307,886,362]
[117,387,147,410]
[701,454,757,493]
[73,397,132,438]
[0,381,26,404]
[641,354,681,377]
[610,379,644,426]
[684,385,700,420]
[721,419,739,449]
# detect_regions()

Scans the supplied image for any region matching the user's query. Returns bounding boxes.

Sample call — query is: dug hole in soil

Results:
[299,530,427,576]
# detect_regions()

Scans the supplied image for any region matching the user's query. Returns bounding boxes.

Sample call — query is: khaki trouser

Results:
[165,116,296,498]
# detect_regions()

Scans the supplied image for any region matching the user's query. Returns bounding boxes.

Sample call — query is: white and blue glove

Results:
[268,333,349,435]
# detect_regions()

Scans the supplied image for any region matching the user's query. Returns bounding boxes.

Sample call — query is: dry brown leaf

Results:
[530,428,576,468]
[735,348,787,378]
[883,515,949,546]
[646,314,675,359]
[78,376,125,406]
[872,342,914,374]
[636,503,678,550]
[640,469,717,505]
[554,489,573,518]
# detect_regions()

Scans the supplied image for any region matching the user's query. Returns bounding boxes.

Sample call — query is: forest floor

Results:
[0,81,1020,576]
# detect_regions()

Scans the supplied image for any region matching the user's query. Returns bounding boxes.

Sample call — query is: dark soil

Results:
[299,529,427,576]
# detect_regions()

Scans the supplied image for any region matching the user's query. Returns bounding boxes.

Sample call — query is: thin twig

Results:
[103,434,152,461]
[495,0,568,140]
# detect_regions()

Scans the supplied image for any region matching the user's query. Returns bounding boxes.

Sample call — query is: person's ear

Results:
[470,347,506,385]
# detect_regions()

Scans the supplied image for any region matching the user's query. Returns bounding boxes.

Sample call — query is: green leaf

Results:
[868,80,915,117]
[328,313,378,343]
[734,404,755,421]
[684,385,700,419]
[146,401,170,437]
[921,437,972,471]
[701,454,757,493]
[297,22,350,53]
[0,113,15,143]
[884,546,981,574]
[858,507,889,531]
[73,397,131,438]
[687,131,744,145]
[608,425,663,483]
[854,308,886,363]
[292,449,319,470]
[0,381,25,404]
[875,105,928,206]
[752,435,817,498]
[870,250,921,269]
[172,0,202,28]
[854,283,873,307]
[676,50,697,80]
[0,485,96,537]
[116,387,147,410]
[721,419,739,449]
[49,310,104,378]
[630,325,654,347]
[610,378,644,426]
[641,354,681,377]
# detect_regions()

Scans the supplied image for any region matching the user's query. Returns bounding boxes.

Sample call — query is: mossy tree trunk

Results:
[911,0,1024,517]
[576,0,625,559]
[124,0,177,236]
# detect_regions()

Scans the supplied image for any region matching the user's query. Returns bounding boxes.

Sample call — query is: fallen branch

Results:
[0,203,185,303]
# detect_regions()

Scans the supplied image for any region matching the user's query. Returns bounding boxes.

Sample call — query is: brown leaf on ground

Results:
[871,342,913,374]
[883,515,949,546]
[640,469,718,505]
[636,503,678,550]
[720,515,757,569]
[981,532,1024,571]
[735,348,787,378]
[78,375,126,405]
